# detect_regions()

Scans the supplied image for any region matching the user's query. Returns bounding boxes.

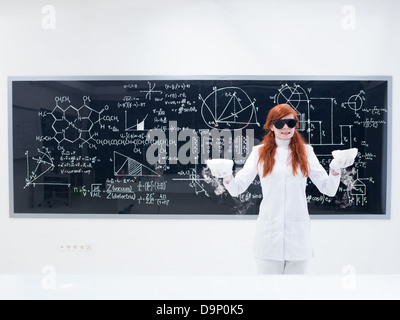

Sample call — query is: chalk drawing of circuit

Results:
[272,83,374,207]
[199,87,260,129]
[271,83,355,148]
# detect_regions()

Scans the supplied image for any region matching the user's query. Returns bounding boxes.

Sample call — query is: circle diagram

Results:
[343,91,365,114]
[200,87,259,129]
[275,84,310,113]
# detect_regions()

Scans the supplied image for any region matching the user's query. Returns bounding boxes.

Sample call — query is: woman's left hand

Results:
[330,169,340,176]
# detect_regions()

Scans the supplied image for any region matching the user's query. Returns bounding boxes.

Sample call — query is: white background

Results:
[0,0,399,278]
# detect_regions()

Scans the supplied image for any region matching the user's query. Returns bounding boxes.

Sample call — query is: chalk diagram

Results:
[272,83,352,147]
[272,83,375,207]
[124,112,148,131]
[113,151,161,177]
[342,90,365,116]
[43,96,108,148]
[140,82,163,101]
[24,147,70,189]
[200,87,260,129]
[351,170,368,206]
[173,164,210,197]
[339,168,371,208]
[274,83,310,127]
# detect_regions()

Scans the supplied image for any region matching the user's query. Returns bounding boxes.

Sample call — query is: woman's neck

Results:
[275,138,291,148]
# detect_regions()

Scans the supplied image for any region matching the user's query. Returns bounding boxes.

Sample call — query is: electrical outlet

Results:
[59,244,93,252]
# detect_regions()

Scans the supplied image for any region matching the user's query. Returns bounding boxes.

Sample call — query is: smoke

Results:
[231,196,254,215]
[335,167,357,209]
[341,167,357,190]
[201,167,226,196]
[202,166,256,215]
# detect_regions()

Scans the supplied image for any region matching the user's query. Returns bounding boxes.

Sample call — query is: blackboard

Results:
[9,76,392,218]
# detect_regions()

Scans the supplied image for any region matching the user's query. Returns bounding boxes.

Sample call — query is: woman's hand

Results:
[330,169,340,176]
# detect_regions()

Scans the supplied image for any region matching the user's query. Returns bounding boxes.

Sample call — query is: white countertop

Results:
[1,274,399,300]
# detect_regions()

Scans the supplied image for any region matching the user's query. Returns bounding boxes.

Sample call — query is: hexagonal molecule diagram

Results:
[47,96,108,148]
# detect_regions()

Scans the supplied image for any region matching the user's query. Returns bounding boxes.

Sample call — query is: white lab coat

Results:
[224,139,341,261]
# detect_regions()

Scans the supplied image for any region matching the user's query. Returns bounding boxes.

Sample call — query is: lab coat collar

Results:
[275,138,291,149]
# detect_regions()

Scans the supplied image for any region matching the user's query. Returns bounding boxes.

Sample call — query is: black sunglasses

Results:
[272,119,298,129]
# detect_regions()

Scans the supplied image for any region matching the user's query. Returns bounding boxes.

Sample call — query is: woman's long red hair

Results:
[258,104,310,178]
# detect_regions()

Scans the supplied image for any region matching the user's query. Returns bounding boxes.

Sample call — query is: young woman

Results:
[222,104,344,275]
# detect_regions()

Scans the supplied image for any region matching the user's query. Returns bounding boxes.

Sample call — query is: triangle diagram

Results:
[113,151,161,177]
[27,151,55,185]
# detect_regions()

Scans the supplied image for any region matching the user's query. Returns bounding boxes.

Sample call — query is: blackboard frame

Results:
[8,75,392,220]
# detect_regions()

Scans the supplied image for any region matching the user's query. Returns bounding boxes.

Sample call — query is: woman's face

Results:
[271,114,296,141]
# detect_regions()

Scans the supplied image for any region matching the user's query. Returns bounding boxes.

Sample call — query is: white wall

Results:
[0,0,399,275]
